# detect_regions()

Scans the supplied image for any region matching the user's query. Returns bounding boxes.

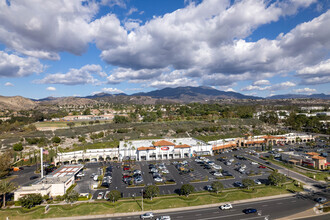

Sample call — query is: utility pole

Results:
[40,148,44,178]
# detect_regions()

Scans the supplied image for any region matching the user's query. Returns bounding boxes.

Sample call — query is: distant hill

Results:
[0,95,37,110]
[132,86,262,102]
[267,93,330,99]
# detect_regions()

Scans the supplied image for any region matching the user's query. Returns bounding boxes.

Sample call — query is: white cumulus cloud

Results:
[293,88,316,94]
[46,86,56,91]
[4,82,14,86]
[35,64,106,85]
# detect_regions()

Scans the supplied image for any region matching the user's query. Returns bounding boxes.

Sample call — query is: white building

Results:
[14,165,83,201]
[53,133,314,164]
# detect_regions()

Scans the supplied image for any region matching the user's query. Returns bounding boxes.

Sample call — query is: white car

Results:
[154,177,163,182]
[220,203,233,210]
[93,175,99,181]
[97,192,104,200]
[77,172,85,177]
[254,179,262,185]
[195,159,202,162]
[241,164,246,169]
[162,169,169,174]
[141,212,154,219]
[104,191,110,199]
[229,159,234,162]
[213,172,223,177]
[212,165,222,170]
[251,162,258,165]
[156,216,171,220]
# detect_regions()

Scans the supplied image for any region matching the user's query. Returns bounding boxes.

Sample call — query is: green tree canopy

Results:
[107,190,121,202]
[0,180,17,208]
[13,142,23,151]
[51,136,61,144]
[268,171,286,186]
[19,193,42,209]
[180,184,195,196]
[211,181,224,194]
[0,152,12,178]
[64,190,79,203]
[144,185,160,200]
[242,178,255,190]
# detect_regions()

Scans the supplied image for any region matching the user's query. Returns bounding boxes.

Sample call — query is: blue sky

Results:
[0,0,329,99]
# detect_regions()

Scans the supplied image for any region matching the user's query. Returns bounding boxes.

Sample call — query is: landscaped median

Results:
[0,183,303,220]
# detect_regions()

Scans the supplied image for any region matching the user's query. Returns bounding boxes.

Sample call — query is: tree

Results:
[64,190,79,203]
[88,121,94,125]
[144,185,160,200]
[211,181,223,194]
[83,108,91,115]
[107,190,121,202]
[19,193,43,209]
[67,122,75,129]
[13,142,23,151]
[268,171,286,186]
[0,181,17,208]
[0,152,12,178]
[113,115,129,124]
[180,184,194,196]
[242,178,255,190]
[51,136,61,144]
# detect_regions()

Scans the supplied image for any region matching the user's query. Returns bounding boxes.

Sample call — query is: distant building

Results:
[281,152,329,170]
[14,164,83,201]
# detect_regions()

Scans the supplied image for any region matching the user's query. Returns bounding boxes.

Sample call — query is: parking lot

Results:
[73,149,274,199]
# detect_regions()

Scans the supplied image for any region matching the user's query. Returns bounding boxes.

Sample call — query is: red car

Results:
[258,165,266,169]
[123,175,131,178]
[123,166,130,171]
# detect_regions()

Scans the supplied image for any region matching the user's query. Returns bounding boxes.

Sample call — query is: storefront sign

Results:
[161,147,169,150]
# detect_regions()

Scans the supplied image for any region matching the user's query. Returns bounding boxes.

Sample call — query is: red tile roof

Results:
[153,140,175,146]
[312,156,326,160]
[137,147,156,151]
[212,143,236,151]
[174,144,191,148]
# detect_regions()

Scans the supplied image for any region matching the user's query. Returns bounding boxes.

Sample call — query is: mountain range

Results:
[0,86,329,110]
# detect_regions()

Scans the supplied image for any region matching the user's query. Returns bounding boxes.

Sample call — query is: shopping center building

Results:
[54,133,314,164]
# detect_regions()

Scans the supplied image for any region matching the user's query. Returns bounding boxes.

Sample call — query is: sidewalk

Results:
[277,207,330,219]
[39,193,294,220]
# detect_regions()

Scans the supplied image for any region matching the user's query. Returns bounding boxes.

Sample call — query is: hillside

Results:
[268,93,330,99]
[0,95,37,110]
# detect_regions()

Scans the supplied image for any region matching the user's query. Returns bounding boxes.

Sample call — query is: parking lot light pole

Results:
[141,189,144,212]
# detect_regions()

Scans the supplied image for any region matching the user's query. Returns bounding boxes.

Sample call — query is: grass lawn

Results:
[0,184,302,220]
[266,158,329,182]
[34,121,112,128]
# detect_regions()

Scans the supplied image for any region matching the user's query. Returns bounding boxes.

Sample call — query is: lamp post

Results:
[141,189,144,212]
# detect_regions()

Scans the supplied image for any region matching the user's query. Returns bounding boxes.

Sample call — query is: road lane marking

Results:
[262,205,268,207]
[198,213,245,219]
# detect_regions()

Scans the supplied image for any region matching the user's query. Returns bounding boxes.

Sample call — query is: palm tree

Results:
[0,180,16,208]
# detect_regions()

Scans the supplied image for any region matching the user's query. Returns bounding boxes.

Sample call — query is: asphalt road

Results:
[85,195,318,220]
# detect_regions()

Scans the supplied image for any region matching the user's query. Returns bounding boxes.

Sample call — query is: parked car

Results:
[29,175,39,180]
[154,177,163,182]
[93,175,99,181]
[104,191,110,200]
[213,172,223,177]
[134,169,142,175]
[225,161,232,165]
[234,181,244,187]
[241,164,246,169]
[258,165,266,169]
[220,204,233,210]
[243,208,257,214]
[77,172,85,177]
[251,162,258,165]
[156,216,171,220]
[207,161,215,166]
[212,164,222,170]
[315,197,327,203]
[150,168,158,173]
[254,179,262,185]
[97,192,104,200]
[162,169,169,174]
[123,166,130,171]
[205,185,213,191]
[140,212,154,219]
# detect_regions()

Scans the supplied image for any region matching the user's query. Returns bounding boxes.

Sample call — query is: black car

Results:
[29,175,39,180]
[243,208,257,214]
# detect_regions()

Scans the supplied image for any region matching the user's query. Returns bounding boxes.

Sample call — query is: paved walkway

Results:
[277,207,329,219]
[39,193,297,220]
